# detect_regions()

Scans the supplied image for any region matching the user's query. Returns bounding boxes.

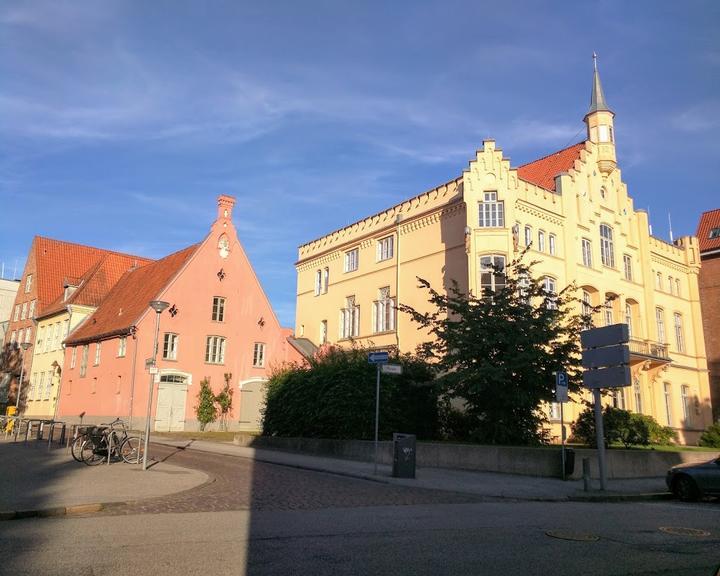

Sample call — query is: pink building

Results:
[57,196,303,431]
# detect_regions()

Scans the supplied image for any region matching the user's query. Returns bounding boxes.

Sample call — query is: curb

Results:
[151,440,672,504]
[0,503,104,521]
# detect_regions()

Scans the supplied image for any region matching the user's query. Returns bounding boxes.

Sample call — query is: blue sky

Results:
[1,1,718,326]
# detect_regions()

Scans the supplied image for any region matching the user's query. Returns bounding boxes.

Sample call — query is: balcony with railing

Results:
[628,338,671,367]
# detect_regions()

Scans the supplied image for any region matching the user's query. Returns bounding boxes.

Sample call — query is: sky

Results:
[1,0,718,326]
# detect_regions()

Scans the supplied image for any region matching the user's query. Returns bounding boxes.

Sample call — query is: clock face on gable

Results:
[218,235,230,259]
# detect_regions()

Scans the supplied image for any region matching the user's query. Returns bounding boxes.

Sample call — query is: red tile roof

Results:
[66,243,200,345]
[517,142,586,191]
[38,252,153,320]
[696,208,720,254]
[33,237,148,314]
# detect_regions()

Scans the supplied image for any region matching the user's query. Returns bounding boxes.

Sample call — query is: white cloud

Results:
[671,101,720,133]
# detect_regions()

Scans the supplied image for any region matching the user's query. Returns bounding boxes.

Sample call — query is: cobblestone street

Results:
[100,444,486,516]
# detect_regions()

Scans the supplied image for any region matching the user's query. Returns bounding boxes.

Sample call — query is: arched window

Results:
[479,255,506,296]
[599,224,614,267]
[543,277,557,309]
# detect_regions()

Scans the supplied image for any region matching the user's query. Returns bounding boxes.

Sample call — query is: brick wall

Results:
[699,251,720,422]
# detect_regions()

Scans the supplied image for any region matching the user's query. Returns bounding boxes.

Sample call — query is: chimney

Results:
[217,195,236,222]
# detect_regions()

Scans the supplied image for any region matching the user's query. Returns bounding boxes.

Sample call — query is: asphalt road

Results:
[0,446,718,576]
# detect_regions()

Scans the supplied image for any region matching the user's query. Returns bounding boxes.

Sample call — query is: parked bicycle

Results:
[79,419,144,465]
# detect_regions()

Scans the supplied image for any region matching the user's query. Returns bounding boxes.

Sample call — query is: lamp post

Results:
[142,300,169,471]
[15,342,32,413]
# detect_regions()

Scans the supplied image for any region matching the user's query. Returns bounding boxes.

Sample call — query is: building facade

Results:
[24,252,152,420]
[295,61,712,444]
[2,237,147,412]
[697,209,720,422]
[57,196,302,432]
[0,278,20,344]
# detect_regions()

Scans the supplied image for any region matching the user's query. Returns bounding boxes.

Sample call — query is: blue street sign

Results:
[368,351,389,364]
[555,371,569,402]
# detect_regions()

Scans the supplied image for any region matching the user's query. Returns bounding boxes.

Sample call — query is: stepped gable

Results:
[33,237,147,314]
[697,208,720,253]
[38,252,153,320]
[516,142,586,192]
[66,243,199,345]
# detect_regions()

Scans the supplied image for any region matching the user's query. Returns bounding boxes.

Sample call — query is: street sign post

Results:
[580,323,631,491]
[368,350,390,475]
[555,371,569,480]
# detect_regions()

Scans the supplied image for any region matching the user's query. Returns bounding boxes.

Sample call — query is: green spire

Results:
[588,52,612,115]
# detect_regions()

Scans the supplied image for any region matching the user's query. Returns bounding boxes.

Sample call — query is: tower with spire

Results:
[584,53,616,176]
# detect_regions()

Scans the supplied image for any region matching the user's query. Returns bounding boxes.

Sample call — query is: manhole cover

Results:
[546,530,600,542]
[659,526,710,537]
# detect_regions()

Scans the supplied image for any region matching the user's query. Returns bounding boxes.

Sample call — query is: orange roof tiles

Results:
[38,252,153,320]
[33,237,149,315]
[697,208,720,254]
[66,243,200,345]
[517,142,586,192]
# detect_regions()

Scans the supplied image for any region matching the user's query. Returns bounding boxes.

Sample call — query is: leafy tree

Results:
[399,253,590,445]
[195,377,218,431]
[699,423,720,448]
[262,345,438,440]
[0,343,27,411]
[570,406,676,447]
[215,372,234,431]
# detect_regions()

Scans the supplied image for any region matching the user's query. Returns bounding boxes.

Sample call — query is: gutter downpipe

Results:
[395,215,403,351]
[128,327,139,429]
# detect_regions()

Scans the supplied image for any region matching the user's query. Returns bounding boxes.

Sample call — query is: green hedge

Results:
[570,406,677,447]
[262,346,438,440]
[699,423,720,448]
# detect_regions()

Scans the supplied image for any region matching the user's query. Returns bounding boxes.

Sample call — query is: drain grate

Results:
[659,526,710,537]
[546,530,600,542]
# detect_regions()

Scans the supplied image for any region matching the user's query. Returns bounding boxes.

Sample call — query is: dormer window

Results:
[709,227,720,239]
[64,285,77,301]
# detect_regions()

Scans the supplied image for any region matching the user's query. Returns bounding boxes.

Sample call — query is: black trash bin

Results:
[562,448,575,479]
[392,433,416,478]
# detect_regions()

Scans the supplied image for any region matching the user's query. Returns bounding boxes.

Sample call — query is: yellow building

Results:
[295,59,712,445]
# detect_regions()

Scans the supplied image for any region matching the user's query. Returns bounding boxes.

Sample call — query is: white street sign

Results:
[381,364,403,375]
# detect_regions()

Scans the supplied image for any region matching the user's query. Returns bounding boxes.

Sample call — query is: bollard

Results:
[582,457,591,492]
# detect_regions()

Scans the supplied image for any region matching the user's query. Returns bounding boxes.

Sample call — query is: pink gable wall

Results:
[56,196,303,429]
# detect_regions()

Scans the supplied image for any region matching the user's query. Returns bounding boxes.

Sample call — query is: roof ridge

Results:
[35,235,152,263]
[516,141,586,169]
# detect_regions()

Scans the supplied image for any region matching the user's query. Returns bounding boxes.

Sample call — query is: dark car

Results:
[666,456,720,501]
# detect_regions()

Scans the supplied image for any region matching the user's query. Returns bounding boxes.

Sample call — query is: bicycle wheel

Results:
[70,433,88,462]
[120,436,145,464]
[81,437,107,466]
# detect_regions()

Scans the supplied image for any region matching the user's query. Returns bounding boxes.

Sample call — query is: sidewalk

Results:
[153,438,671,502]
[0,441,209,519]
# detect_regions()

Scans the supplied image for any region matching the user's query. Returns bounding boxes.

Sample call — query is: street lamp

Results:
[15,342,33,413]
[142,300,169,471]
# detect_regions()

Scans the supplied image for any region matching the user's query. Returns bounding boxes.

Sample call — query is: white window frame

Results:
[28,299,36,319]
[548,234,556,256]
[21,302,27,320]
[623,254,633,281]
[80,345,89,377]
[344,248,359,273]
[253,342,266,367]
[373,287,396,333]
[663,382,672,426]
[52,323,61,350]
[212,297,226,322]
[24,327,31,343]
[205,336,226,364]
[604,299,614,326]
[478,191,505,228]
[376,236,394,262]
[625,303,633,338]
[314,270,322,296]
[582,238,592,267]
[543,277,557,309]
[70,347,77,369]
[524,225,532,247]
[44,371,52,400]
[633,379,642,414]
[656,308,666,343]
[319,320,328,344]
[94,342,101,366]
[25,274,32,293]
[479,255,506,296]
[37,372,45,401]
[538,230,546,252]
[13,305,20,322]
[163,333,179,360]
[674,313,684,353]
[118,337,127,358]
[600,224,615,268]
[323,267,329,293]
[339,296,360,339]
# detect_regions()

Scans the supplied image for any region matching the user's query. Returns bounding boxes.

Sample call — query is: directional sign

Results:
[555,371,569,402]
[145,358,156,369]
[582,344,630,370]
[368,351,389,364]
[582,365,631,389]
[580,324,629,350]
[381,364,403,375]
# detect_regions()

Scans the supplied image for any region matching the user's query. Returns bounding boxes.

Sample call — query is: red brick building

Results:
[697,209,720,422]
